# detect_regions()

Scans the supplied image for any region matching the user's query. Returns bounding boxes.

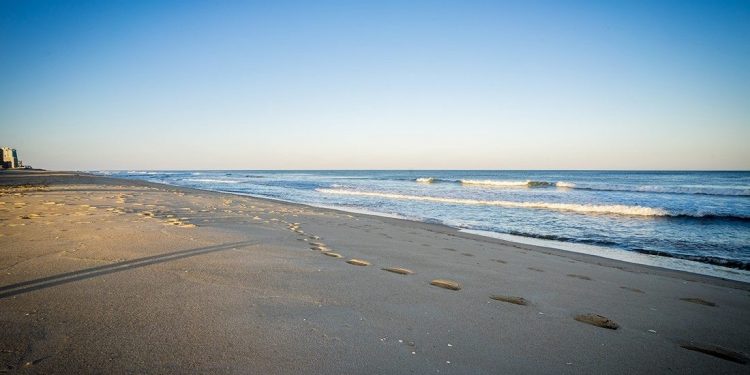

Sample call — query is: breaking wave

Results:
[460,179,556,187]
[317,188,750,220]
[415,178,560,187]
[184,178,240,184]
[318,188,669,217]
[416,177,435,183]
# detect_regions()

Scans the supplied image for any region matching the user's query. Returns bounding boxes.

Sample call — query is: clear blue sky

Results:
[1,0,748,170]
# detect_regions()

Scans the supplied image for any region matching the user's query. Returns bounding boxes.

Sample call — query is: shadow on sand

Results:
[0,240,258,299]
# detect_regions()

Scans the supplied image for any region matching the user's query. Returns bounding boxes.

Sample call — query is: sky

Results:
[1,0,748,170]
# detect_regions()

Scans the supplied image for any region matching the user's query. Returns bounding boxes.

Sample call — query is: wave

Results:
[127,171,159,175]
[556,182,750,197]
[318,188,669,217]
[423,178,749,197]
[416,177,435,183]
[317,188,750,220]
[634,249,750,271]
[415,178,558,187]
[460,179,558,188]
[184,178,240,184]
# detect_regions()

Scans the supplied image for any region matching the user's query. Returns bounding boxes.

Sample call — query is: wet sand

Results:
[1,170,748,373]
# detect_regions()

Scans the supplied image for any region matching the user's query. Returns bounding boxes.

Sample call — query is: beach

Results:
[1,170,748,373]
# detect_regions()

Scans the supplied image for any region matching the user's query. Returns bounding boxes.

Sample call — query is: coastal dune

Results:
[0,171,748,373]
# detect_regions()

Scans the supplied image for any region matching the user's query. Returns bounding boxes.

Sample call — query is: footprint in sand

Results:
[680,298,716,307]
[382,267,414,275]
[679,342,748,364]
[574,313,619,330]
[308,242,330,252]
[620,286,644,293]
[430,279,461,291]
[492,259,507,264]
[346,259,370,266]
[567,274,592,280]
[323,252,342,258]
[527,267,544,272]
[490,295,529,306]
[461,253,474,257]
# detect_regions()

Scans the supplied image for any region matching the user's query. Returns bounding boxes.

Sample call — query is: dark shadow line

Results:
[0,240,256,292]
[0,240,257,299]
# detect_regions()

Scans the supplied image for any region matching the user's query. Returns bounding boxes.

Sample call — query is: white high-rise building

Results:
[1,147,19,169]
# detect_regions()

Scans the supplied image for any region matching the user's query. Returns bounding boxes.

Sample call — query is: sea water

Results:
[98,170,750,282]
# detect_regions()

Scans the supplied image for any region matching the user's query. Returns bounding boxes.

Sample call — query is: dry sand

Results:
[1,170,748,374]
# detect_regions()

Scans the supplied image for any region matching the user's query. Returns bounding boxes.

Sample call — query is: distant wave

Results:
[556,182,750,197]
[415,178,557,187]
[555,181,576,188]
[415,177,435,183]
[127,171,159,175]
[460,179,555,187]
[416,177,749,197]
[318,188,750,220]
[185,178,240,184]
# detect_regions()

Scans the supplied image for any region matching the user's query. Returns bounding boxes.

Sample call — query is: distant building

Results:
[1,147,19,169]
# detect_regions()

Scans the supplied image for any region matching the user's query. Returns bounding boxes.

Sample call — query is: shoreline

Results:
[2,170,749,373]
[6,169,750,287]
[92,171,750,287]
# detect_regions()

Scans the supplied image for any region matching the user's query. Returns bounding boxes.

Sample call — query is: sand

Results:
[1,170,748,374]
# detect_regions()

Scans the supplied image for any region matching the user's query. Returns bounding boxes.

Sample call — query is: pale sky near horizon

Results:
[1,0,748,170]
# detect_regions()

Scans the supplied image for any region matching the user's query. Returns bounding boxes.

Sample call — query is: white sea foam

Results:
[416,177,435,183]
[555,181,576,188]
[185,178,240,184]
[460,179,531,187]
[460,179,558,188]
[317,188,669,217]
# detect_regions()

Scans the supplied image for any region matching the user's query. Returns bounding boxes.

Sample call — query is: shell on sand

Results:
[382,267,414,275]
[347,259,370,266]
[430,279,461,291]
[574,313,619,330]
[490,295,528,306]
[323,252,342,258]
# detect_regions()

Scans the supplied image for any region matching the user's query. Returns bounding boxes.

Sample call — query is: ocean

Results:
[97,170,750,282]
